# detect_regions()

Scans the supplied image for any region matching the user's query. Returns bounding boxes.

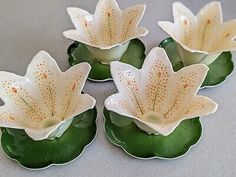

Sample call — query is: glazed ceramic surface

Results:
[159,37,234,88]
[1,0,236,176]
[0,51,96,141]
[64,0,148,63]
[68,39,146,81]
[104,108,202,159]
[1,107,97,169]
[105,47,218,136]
[158,1,236,66]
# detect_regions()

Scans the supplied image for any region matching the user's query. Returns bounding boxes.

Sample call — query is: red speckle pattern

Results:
[161,2,236,52]
[0,56,90,131]
[33,61,57,118]
[61,72,84,119]
[108,48,213,130]
[66,2,147,48]
[145,60,170,113]
[116,68,144,118]
[99,5,117,45]
[1,80,47,123]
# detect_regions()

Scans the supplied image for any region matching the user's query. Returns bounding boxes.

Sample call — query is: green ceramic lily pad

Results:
[159,37,234,88]
[1,107,97,169]
[104,108,202,159]
[67,39,146,81]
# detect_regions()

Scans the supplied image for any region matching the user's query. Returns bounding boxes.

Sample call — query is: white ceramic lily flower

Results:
[0,51,96,141]
[158,1,236,66]
[63,0,148,64]
[105,47,218,136]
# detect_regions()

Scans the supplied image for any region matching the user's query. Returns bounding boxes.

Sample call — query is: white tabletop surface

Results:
[0,0,236,176]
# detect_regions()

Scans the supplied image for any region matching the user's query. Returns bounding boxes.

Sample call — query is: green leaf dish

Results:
[104,108,202,159]
[1,108,97,170]
[67,39,146,82]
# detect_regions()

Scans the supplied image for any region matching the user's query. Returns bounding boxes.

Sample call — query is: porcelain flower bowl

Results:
[0,51,96,141]
[105,47,218,136]
[158,1,236,66]
[63,0,148,64]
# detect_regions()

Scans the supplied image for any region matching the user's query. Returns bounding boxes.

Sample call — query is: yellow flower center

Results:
[142,111,164,124]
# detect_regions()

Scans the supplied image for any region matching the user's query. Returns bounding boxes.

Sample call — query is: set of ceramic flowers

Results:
[0,0,235,169]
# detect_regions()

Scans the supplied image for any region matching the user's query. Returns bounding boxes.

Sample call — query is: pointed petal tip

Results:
[104,93,119,110]
[78,62,92,71]
[194,63,209,72]
[208,1,222,7]
[157,126,176,136]
[148,46,169,58]
[157,21,170,27]
[142,46,173,72]
[35,50,50,56]
[32,50,55,63]
[96,0,120,12]
[62,31,67,37]
[110,61,121,69]
[66,7,73,13]
[157,21,163,26]
[104,97,111,110]
[197,1,223,19]
[172,1,185,8]
[66,7,78,14]
[71,61,92,76]
[210,99,218,113]
[83,93,97,109]
[31,50,55,65]
[137,27,149,36]
[141,4,146,11]
[134,4,146,11]
[63,30,74,38]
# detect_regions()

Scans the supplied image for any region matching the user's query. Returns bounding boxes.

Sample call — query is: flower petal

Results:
[158,21,176,39]
[64,0,147,49]
[63,62,91,93]
[161,64,209,122]
[212,20,236,51]
[107,47,217,135]
[110,61,144,117]
[67,7,91,31]
[134,27,148,38]
[63,30,94,47]
[158,2,197,49]
[121,4,147,41]
[0,71,47,126]
[141,47,173,113]
[62,94,96,121]
[59,63,94,120]
[0,106,23,129]
[180,95,218,120]
[0,51,95,140]
[158,1,236,54]
[105,92,178,136]
[196,1,222,50]
[173,2,196,48]
[0,71,27,105]
[26,51,63,119]
[65,7,98,45]
[105,93,139,119]
[94,0,121,46]
[95,0,121,15]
